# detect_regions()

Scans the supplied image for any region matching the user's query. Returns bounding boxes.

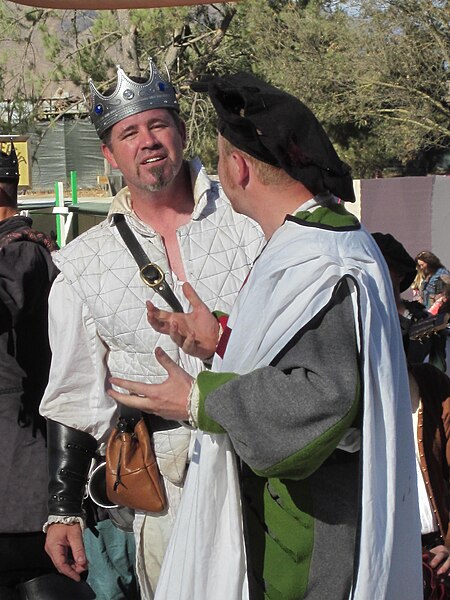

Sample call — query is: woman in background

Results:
[415,251,449,309]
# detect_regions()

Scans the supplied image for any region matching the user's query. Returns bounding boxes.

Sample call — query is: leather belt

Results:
[119,396,181,433]
[145,413,181,432]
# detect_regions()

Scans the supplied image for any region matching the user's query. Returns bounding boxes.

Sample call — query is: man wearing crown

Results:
[0,143,59,597]
[39,60,263,599]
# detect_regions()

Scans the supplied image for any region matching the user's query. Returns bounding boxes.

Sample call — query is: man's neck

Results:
[0,206,19,222]
[252,184,313,240]
[127,163,194,281]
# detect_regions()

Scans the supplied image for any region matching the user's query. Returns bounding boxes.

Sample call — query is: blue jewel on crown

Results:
[158,82,165,91]
[95,104,104,115]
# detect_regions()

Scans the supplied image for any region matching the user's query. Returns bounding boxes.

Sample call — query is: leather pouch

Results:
[105,417,166,513]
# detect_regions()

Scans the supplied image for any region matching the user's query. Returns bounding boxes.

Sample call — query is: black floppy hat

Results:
[372,232,417,292]
[191,72,355,202]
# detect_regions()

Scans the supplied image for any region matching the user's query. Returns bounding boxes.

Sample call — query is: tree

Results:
[0,2,251,167]
[353,0,450,174]
[0,0,448,177]
[0,3,55,133]
[241,0,450,176]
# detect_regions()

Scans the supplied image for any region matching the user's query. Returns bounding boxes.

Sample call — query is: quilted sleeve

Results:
[40,273,118,444]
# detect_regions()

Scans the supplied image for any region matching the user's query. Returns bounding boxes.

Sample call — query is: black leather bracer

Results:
[47,419,98,516]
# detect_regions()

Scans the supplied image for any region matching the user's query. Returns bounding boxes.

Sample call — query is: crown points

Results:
[88,58,179,138]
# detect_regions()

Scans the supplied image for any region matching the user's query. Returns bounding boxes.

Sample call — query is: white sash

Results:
[155,433,248,599]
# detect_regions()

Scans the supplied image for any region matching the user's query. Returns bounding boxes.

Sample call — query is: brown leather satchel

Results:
[105,416,166,513]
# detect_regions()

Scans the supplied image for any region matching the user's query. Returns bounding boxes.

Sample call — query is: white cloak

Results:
[156,210,422,600]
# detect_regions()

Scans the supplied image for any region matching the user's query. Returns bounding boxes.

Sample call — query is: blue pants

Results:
[84,518,139,600]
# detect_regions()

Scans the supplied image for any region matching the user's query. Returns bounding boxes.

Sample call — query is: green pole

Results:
[70,170,79,239]
[70,171,78,206]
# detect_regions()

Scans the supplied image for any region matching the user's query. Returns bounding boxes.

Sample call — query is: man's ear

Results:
[101,143,118,170]
[231,151,250,189]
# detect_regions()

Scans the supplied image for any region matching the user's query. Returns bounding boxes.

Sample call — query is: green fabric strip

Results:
[242,475,314,600]
[196,370,238,433]
[294,203,359,228]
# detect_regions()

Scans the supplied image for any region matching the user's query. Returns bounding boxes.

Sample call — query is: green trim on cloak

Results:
[196,371,238,433]
[294,203,360,228]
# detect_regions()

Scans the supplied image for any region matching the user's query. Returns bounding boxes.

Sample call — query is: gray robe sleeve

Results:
[201,279,360,478]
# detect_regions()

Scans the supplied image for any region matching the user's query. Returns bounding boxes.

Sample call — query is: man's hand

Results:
[108,347,194,421]
[147,282,219,360]
[428,544,450,578]
[45,523,88,581]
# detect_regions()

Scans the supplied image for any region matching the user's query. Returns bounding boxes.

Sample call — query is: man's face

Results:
[102,108,186,194]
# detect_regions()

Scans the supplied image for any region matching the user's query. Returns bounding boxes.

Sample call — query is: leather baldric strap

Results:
[114,213,183,313]
[114,213,183,430]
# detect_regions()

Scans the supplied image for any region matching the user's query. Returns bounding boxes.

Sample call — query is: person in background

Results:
[427,272,450,376]
[428,275,450,317]
[372,232,432,363]
[373,232,450,596]
[412,268,425,302]
[372,234,424,338]
[416,251,450,310]
[109,73,422,600]
[0,143,59,599]
[40,59,263,600]
[414,251,450,373]
[410,363,450,599]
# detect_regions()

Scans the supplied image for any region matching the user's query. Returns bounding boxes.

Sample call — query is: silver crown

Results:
[88,58,179,138]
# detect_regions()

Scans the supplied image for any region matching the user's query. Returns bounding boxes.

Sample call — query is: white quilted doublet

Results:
[53,164,263,387]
